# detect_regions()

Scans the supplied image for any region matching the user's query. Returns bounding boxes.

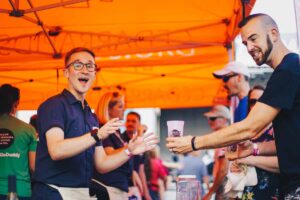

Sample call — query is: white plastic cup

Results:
[167,120,184,137]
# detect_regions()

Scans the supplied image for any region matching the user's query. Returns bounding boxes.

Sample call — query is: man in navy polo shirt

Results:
[167,13,300,198]
[32,47,158,200]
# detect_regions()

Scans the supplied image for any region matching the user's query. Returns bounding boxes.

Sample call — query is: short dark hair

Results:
[238,13,267,28]
[127,111,141,122]
[29,114,38,131]
[64,47,95,67]
[248,84,265,112]
[249,84,265,96]
[0,84,20,115]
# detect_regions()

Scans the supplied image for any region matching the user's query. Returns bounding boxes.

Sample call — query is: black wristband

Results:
[90,129,101,143]
[191,136,197,151]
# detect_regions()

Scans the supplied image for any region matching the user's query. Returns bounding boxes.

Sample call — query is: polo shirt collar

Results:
[62,89,90,109]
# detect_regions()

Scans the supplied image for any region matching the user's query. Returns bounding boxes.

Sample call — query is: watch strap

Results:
[90,129,101,143]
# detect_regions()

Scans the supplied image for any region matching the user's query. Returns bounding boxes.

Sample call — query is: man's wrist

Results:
[90,129,101,143]
[96,129,103,140]
[252,143,260,156]
[191,136,198,151]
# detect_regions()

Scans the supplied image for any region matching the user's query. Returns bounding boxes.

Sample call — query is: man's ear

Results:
[11,100,19,115]
[270,28,279,42]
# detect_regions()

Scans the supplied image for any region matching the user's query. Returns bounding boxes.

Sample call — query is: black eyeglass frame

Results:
[66,61,98,72]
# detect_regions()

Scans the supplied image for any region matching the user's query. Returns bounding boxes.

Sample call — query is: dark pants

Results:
[149,189,160,200]
[31,182,62,200]
[89,181,110,200]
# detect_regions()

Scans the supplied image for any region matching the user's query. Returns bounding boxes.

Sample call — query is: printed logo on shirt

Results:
[0,128,15,149]
[0,152,20,158]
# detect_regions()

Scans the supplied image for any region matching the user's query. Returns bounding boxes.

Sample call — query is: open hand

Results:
[128,132,158,155]
[166,135,193,154]
[97,118,123,139]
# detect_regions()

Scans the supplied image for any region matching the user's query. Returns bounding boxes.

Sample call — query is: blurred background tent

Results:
[0,0,255,110]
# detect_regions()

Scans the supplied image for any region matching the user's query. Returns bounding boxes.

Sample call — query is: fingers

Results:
[107,118,123,127]
[166,137,176,143]
[143,133,159,146]
[103,118,123,132]
[143,132,156,142]
[145,144,157,151]
[165,136,179,148]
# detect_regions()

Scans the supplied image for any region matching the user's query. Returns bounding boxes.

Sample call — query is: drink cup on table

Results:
[167,120,184,137]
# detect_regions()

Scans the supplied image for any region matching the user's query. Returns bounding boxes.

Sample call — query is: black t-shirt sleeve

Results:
[259,68,300,110]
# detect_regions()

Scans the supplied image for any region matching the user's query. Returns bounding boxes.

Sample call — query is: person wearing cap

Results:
[166,13,300,198]
[213,61,251,199]
[213,61,250,123]
[203,105,230,200]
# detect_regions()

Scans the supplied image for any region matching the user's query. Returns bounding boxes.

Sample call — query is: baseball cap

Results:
[213,61,250,78]
[204,105,231,120]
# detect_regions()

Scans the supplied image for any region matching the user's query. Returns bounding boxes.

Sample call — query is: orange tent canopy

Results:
[0,0,255,109]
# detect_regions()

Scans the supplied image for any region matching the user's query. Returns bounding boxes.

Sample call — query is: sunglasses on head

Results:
[222,74,238,83]
[249,98,258,106]
[207,116,223,121]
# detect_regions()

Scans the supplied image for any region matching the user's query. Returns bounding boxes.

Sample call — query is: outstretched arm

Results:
[226,140,277,160]
[166,102,280,154]
[236,156,279,173]
[95,132,158,173]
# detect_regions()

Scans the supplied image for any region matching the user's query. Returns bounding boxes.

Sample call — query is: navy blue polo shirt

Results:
[92,130,133,192]
[34,89,100,188]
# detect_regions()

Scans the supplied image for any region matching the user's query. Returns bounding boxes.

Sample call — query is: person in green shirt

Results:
[0,84,37,200]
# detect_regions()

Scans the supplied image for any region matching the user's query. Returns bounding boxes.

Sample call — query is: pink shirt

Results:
[149,158,167,191]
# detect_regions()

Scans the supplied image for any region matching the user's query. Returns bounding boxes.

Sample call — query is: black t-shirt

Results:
[259,53,300,194]
[92,131,133,192]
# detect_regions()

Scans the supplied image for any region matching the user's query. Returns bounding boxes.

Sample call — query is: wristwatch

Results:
[90,129,101,143]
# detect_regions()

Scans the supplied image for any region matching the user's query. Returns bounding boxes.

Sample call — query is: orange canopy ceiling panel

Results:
[0,0,256,109]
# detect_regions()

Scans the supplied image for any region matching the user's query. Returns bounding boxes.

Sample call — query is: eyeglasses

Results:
[66,61,97,72]
[222,74,238,83]
[249,98,258,106]
[207,116,223,121]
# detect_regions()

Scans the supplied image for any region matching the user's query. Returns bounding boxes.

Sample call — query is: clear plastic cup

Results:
[167,120,184,137]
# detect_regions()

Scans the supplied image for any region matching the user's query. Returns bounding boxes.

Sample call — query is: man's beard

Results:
[257,34,273,65]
